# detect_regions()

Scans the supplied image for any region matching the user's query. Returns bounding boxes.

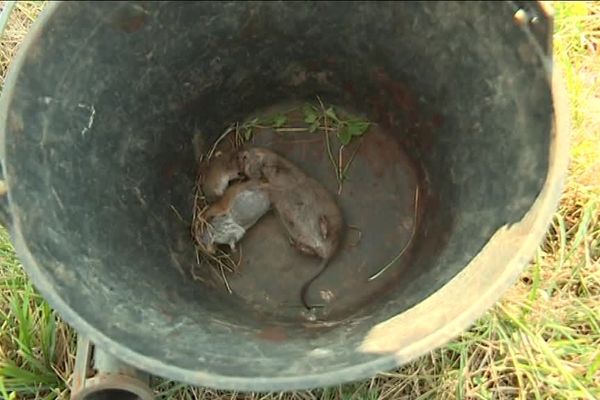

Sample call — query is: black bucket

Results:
[0,1,568,391]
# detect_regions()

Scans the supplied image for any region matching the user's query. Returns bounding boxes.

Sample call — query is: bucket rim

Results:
[0,0,569,392]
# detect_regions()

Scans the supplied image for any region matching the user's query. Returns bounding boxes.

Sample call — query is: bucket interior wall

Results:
[3,2,552,381]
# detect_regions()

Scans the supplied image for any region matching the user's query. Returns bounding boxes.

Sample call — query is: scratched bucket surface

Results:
[0,1,567,392]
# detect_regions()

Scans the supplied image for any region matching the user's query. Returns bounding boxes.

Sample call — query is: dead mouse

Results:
[200,144,242,202]
[199,179,271,254]
[237,147,344,310]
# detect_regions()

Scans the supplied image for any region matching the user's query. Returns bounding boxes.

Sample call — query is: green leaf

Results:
[325,107,339,121]
[243,127,252,140]
[347,120,370,136]
[0,378,10,400]
[304,113,318,124]
[309,121,320,133]
[338,125,352,145]
[272,113,287,128]
[587,353,600,381]
[303,105,318,124]
[40,302,56,365]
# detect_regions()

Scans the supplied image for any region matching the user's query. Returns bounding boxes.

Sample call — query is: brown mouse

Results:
[199,179,271,254]
[237,147,344,310]
[200,144,242,202]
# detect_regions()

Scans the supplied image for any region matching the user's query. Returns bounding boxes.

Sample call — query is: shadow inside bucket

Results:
[1,0,553,386]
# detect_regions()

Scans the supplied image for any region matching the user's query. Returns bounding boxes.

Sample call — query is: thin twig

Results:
[219,265,233,294]
[318,96,340,183]
[235,245,243,272]
[249,124,271,129]
[325,128,338,181]
[234,122,244,148]
[191,184,210,244]
[274,127,310,133]
[368,185,420,281]
[338,139,363,195]
[190,263,207,283]
[208,124,236,159]
[266,137,323,146]
[338,144,344,194]
[317,126,338,132]
[169,204,185,224]
[338,137,364,196]
[342,138,364,178]
[218,248,239,273]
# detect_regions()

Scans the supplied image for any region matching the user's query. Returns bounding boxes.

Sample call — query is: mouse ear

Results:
[319,216,329,239]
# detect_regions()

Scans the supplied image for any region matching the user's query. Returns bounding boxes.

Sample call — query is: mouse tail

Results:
[300,259,330,310]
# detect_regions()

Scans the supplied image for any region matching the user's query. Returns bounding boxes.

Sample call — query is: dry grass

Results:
[190,127,248,293]
[0,1,40,89]
[0,1,599,399]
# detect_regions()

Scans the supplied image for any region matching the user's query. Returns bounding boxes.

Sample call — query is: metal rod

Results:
[71,336,155,400]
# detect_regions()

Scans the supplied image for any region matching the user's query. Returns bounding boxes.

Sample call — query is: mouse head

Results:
[220,149,241,168]
[200,149,242,191]
[237,148,266,179]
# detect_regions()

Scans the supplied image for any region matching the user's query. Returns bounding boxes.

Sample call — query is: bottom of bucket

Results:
[199,101,422,324]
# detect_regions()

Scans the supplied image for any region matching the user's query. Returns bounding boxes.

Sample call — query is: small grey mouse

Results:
[199,179,271,254]
[237,147,344,309]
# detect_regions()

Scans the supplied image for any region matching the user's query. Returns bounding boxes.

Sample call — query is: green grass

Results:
[0,229,74,399]
[0,1,599,399]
